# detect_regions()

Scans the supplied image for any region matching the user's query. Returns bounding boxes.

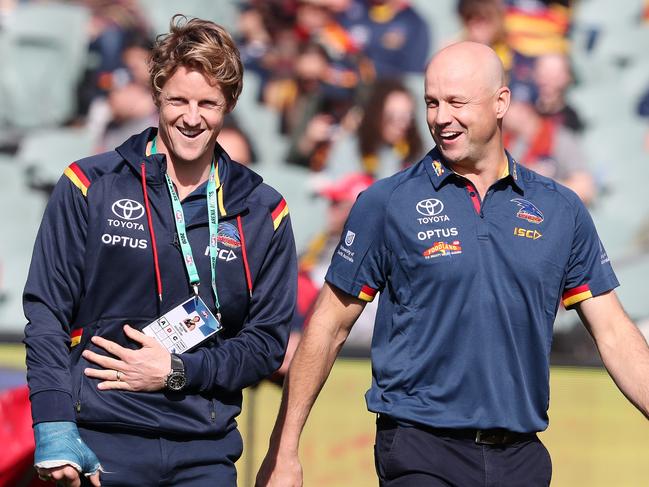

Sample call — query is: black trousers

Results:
[77,425,242,486]
[374,416,552,487]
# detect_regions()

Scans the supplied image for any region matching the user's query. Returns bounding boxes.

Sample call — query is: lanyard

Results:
[151,137,221,313]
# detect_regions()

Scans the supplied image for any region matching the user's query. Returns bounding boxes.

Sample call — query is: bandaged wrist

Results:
[33,421,102,475]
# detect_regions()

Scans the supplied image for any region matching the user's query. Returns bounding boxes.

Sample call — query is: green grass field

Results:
[237,360,649,487]
[2,345,647,486]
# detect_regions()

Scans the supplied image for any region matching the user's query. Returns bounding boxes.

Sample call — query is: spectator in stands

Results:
[326,78,423,179]
[77,0,149,116]
[217,117,257,166]
[504,0,572,102]
[457,0,512,73]
[236,1,298,99]
[339,0,431,77]
[276,42,358,170]
[276,172,376,381]
[265,41,330,136]
[503,99,596,205]
[293,0,370,98]
[458,0,573,103]
[99,32,157,151]
[533,52,585,133]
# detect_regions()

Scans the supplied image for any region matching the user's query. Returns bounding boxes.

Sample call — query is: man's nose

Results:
[183,102,201,126]
[435,102,452,126]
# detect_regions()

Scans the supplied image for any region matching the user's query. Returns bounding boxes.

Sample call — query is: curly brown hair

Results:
[149,15,243,110]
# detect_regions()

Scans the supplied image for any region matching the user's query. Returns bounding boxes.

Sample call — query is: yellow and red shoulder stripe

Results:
[70,328,83,347]
[358,285,377,302]
[64,162,91,196]
[562,284,592,308]
[271,198,289,231]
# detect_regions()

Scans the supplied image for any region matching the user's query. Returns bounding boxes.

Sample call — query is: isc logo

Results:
[514,227,542,240]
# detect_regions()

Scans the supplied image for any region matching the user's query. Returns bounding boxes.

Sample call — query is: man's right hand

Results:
[36,465,100,487]
[255,451,303,487]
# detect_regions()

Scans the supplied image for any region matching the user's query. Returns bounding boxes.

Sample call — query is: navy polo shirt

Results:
[325,147,619,433]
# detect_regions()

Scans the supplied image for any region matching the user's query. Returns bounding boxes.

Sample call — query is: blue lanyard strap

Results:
[152,137,221,312]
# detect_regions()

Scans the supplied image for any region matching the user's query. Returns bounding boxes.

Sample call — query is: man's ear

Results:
[495,86,511,120]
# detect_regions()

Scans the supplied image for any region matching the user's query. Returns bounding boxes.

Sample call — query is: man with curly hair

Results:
[25,15,296,486]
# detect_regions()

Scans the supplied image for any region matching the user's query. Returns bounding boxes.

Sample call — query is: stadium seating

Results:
[255,164,327,252]
[0,3,89,130]
[235,72,289,170]
[0,156,45,330]
[16,127,96,191]
[137,0,239,37]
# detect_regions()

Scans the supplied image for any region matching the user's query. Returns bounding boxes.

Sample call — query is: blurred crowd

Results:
[2,0,649,342]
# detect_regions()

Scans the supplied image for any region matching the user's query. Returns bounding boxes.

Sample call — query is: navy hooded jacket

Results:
[24,128,297,437]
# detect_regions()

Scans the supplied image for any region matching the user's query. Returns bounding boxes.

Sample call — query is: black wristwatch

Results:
[165,353,186,391]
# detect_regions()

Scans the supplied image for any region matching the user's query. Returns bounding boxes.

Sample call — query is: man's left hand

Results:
[83,325,171,392]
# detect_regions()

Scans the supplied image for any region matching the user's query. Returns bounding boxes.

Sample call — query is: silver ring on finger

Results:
[116,370,122,381]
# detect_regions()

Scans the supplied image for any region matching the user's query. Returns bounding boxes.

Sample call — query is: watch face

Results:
[166,372,186,391]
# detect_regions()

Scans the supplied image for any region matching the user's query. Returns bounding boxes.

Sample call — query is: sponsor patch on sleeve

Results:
[64,162,91,196]
[562,284,593,308]
[271,198,289,231]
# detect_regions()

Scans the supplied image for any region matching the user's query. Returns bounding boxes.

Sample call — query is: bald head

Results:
[426,41,505,95]
[423,41,510,168]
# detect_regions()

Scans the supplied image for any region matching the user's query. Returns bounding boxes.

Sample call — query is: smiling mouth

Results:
[177,127,204,139]
[439,131,462,142]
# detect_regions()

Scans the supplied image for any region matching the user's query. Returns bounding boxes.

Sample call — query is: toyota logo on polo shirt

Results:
[111,199,145,220]
[416,199,444,216]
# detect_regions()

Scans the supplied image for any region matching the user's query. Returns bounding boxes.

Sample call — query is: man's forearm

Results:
[596,318,649,419]
[267,311,348,455]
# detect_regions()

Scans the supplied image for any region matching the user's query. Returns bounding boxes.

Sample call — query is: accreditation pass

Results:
[143,296,222,354]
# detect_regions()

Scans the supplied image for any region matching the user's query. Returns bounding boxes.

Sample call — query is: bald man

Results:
[256,42,649,487]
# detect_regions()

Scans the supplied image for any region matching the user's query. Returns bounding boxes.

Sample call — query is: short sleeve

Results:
[325,185,389,302]
[561,200,619,308]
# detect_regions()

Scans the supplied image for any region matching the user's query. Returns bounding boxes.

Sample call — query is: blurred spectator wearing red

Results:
[503,100,596,205]
[457,0,572,103]
[271,173,375,381]
[505,0,572,101]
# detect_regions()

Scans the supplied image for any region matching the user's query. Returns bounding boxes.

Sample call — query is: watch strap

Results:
[170,353,185,374]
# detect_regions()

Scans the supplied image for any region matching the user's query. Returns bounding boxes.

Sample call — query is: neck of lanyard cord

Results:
[151,137,221,315]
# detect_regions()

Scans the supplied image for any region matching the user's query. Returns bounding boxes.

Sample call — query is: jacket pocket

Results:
[72,316,150,415]
[71,320,101,414]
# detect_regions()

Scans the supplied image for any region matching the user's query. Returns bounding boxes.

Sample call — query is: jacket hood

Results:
[115,127,264,216]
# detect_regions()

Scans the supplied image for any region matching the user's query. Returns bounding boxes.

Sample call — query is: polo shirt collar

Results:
[423,147,525,193]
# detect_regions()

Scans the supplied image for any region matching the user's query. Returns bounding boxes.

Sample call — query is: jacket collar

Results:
[423,146,525,193]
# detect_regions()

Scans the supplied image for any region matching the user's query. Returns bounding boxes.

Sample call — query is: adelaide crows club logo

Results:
[217,222,241,248]
[510,198,544,224]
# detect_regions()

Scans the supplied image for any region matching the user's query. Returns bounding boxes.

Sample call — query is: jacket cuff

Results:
[30,390,76,425]
[180,350,208,392]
